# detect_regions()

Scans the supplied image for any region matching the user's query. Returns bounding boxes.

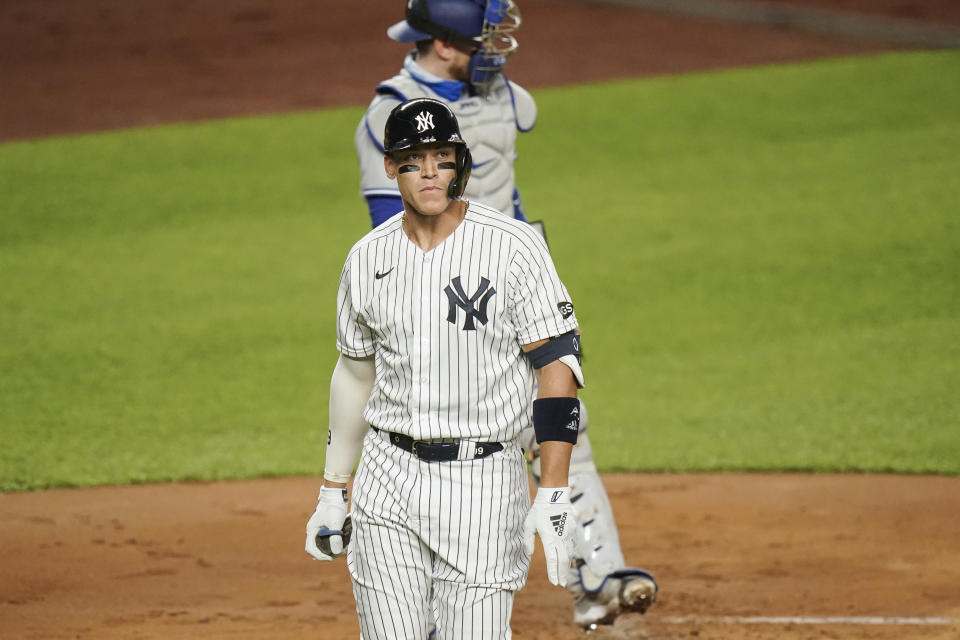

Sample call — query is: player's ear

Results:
[384,154,397,180]
[433,39,456,61]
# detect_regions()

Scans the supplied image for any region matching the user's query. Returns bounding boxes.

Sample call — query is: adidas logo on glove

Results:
[549,513,567,536]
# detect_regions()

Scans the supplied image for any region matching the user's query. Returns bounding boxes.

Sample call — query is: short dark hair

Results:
[415,39,433,57]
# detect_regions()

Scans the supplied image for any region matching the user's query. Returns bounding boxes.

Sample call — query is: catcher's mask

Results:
[387,0,521,98]
[384,98,473,200]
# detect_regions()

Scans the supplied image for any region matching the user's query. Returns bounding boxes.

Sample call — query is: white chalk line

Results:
[656,615,959,626]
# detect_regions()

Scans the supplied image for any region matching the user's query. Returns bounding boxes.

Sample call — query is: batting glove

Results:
[523,486,576,587]
[305,486,350,561]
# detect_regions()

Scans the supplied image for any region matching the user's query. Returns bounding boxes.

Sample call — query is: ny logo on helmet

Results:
[445,276,496,331]
[415,111,435,133]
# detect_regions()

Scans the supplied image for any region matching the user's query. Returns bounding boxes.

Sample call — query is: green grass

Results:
[523,51,960,473]
[2,51,958,490]
[1,111,369,489]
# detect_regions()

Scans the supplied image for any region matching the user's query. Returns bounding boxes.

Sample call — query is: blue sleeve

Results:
[366,195,404,228]
[512,188,527,222]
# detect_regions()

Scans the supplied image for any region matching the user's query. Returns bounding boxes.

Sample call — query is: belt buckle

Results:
[413,441,458,462]
[413,440,439,461]
[413,440,441,461]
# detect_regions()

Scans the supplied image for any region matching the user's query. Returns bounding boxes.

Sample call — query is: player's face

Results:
[448,44,476,83]
[386,145,459,216]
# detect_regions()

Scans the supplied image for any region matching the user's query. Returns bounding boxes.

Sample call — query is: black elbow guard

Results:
[524,330,580,370]
[532,397,580,444]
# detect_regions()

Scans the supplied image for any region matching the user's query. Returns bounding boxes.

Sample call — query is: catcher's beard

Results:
[450,53,471,83]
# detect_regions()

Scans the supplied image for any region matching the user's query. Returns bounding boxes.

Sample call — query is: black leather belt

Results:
[373,428,504,462]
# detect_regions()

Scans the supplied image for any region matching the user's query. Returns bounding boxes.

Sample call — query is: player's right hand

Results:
[305,485,349,561]
[523,486,576,586]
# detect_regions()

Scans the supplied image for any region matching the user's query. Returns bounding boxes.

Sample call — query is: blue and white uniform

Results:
[355,53,536,227]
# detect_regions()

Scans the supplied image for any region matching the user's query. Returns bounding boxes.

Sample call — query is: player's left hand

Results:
[523,486,576,586]
[305,485,350,561]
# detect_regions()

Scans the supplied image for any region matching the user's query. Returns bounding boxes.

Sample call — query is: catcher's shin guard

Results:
[528,402,628,577]
[527,400,658,627]
[567,432,628,578]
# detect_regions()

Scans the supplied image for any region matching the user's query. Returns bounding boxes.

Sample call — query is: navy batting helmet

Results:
[384,98,472,199]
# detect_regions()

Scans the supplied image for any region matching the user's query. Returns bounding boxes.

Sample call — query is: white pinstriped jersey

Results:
[336,201,578,443]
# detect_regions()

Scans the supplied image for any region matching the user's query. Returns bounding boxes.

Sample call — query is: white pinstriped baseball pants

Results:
[348,430,530,639]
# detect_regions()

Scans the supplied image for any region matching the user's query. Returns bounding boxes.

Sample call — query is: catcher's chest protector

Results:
[379,72,536,215]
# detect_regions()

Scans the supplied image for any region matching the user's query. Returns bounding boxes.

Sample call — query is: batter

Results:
[352,0,657,629]
[306,98,583,639]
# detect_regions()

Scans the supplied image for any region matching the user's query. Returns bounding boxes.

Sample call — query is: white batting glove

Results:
[522,486,576,587]
[305,486,349,561]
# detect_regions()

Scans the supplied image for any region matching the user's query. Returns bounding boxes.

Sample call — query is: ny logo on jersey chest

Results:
[444,276,496,331]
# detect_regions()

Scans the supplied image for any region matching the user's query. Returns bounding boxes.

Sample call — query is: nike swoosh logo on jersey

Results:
[375,267,395,280]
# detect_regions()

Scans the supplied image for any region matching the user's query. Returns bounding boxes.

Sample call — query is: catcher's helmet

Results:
[388,0,485,48]
[384,98,472,199]
[388,0,521,97]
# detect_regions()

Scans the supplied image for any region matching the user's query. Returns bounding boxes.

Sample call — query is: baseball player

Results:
[305,97,584,639]
[352,0,657,629]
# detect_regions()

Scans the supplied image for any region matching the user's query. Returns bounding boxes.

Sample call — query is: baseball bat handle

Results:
[315,515,352,556]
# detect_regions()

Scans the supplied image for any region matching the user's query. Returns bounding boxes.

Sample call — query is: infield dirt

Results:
[2,1,959,638]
